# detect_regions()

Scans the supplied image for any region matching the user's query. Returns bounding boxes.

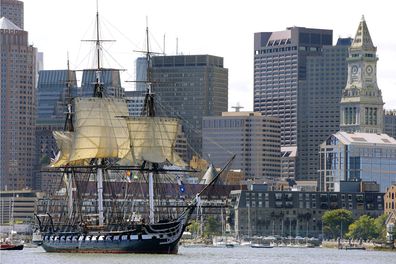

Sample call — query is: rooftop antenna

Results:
[176,37,178,55]
[231,103,244,112]
[163,34,166,55]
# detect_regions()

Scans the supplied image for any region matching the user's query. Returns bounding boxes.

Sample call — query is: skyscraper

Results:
[0,15,37,190]
[202,112,280,181]
[80,69,124,98]
[254,27,350,180]
[37,70,78,123]
[135,57,147,92]
[297,38,351,180]
[254,27,332,147]
[340,16,384,133]
[35,70,78,190]
[0,0,24,29]
[384,110,396,139]
[151,54,228,160]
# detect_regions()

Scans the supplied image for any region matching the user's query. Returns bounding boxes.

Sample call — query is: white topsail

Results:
[48,97,131,166]
[69,97,130,162]
[51,131,73,167]
[125,117,185,166]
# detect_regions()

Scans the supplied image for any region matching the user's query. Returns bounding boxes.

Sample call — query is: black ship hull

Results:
[42,236,180,254]
[40,209,192,254]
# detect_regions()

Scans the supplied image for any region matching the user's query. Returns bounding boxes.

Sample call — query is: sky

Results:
[22,0,396,111]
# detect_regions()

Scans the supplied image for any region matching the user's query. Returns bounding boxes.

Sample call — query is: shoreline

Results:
[321,240,396,252]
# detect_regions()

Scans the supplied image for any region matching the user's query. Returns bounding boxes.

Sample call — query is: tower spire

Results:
[351,15,375,50]
[340,16,383,134]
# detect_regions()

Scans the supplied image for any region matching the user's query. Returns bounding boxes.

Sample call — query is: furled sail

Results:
[50,131,73,167]
[68,97,130,162]
[125,117,185,166]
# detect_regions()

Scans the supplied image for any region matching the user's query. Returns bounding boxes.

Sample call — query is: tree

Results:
[322,209,353,239]
[374,214,388,241]
[187,220,200,237]
[346,215,377,240]
[204,216,221,237]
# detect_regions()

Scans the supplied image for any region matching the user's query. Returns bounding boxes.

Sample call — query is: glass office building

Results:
[319,131,396,192]
[151,55,228,160]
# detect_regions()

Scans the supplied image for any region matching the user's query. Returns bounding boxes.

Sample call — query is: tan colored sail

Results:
[125,117,185,166]
[69,97,130,162]
[51,131,73,167]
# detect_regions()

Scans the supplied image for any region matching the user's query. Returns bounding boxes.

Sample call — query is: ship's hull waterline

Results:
[42,237,180,254]
[40,220,187,254]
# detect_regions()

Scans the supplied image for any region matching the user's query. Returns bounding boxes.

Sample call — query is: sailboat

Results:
[34,8,235,254]
[0,194,24,251]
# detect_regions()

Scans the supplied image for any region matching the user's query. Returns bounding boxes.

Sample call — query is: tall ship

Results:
[34,8,234,254]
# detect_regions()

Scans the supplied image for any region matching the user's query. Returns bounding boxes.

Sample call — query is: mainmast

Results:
[64,54,74,132]
[144,21,156,224]
[94,3,105,226]
[65,54,74,220]
[93,4,103,98]
[83,1,106,226]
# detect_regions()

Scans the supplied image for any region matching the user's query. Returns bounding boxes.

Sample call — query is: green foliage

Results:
[374,214,388,241]
[346,215,377,240]
[204,216,221,238]
[187,220,200,236]
[322,209,353,239]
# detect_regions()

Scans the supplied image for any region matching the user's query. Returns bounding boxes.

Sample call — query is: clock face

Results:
[366,65,373,75]
[352,65,358,75]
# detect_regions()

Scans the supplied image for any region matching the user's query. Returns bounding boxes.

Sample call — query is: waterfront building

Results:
[202,112,281,181]
[0,16,37,190]
[151,54,228,160]
[384,110,396,139]
[320,17,396,193]
[319,132,396,192]
[229,189,384,238]
[80,69,124,98]
[254,27,350,181]
[385,184,396,216]
[0,190,42,225]
[0,0,24,29]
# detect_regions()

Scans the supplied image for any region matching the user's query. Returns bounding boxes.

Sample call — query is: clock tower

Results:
[340,16,384,133]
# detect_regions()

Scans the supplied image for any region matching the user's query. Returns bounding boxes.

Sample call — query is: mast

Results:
[83,1,106,226]
[95,3,105,226]
[144,20,155,224]
[65,54,74,220]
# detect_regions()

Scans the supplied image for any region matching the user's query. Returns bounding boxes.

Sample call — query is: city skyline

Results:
[22,0,396,111]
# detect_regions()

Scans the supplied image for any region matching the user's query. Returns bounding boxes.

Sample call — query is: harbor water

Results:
[1,246,395,264]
